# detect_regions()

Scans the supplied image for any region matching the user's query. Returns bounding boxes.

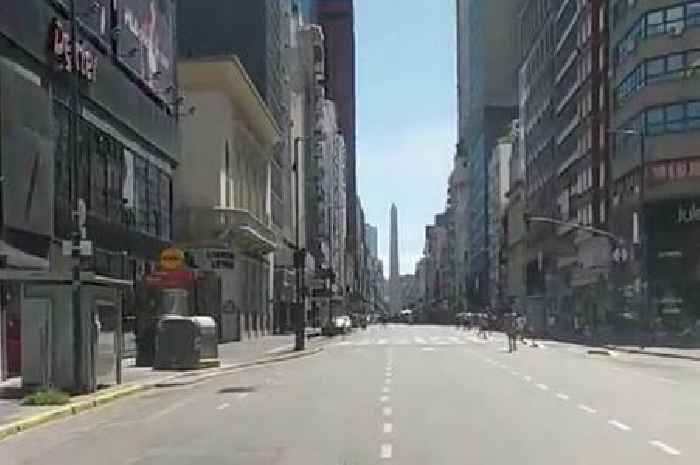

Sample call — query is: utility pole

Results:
[69,0,84,394]
[293,137,306,351]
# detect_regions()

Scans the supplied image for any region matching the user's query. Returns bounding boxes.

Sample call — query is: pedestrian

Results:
[504,312,517,353]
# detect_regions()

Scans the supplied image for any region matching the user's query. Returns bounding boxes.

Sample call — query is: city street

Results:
[2,324,700,464]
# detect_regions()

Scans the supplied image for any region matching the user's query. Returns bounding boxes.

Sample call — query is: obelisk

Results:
[390,204,401,315]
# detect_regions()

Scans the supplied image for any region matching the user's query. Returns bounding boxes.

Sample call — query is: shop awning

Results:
[0,240,49,270]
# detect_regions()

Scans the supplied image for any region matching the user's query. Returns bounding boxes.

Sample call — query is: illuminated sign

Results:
[50,18,97,81]
[159,247,186,271]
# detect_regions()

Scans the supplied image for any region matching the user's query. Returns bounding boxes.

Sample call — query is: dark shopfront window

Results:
[53,103,172,242]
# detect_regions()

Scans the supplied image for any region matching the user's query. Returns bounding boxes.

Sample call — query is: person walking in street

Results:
[505,312,517,353]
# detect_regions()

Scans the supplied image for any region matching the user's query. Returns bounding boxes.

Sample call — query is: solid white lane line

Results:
[380,395,390,403]
[556,393,570,401]
[415,337,427,344]
[524,376,533,382]
[650,440,682,456]
[383,407,393,417]
[578,404,597,414]
[449,336,460,343]
[337,341,351,346]
[382,386,391,393]
[383,423,393,434]
[421,347,436,352]
[380,444,393,459]
[608,420,631,431]
[536,383,549,391]
[216,403,230,410]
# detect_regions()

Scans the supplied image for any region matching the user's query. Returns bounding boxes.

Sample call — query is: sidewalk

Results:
[0,334,325,439]
[602,344,700,361]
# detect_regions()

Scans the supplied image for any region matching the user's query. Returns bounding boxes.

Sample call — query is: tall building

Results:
[488,134,513,307]
[177,0,293,237]
[609,0,700,326]
[519,0,611,331]
[365,223,378,259]
[318,0,357,292]
[456,0,523,308]
[389,204,401,314]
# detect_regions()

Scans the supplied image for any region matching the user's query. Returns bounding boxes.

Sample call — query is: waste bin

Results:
[154,315,218,370]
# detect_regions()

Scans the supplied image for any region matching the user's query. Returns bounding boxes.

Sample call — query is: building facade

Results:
[178,0,296,333]
[457,0,523,308]
[176,57,279,341]
[1,0,178,380]
[447,153,469,313]
[488,135,513,308]
[609,0,700,330]
[519,0,612,333]
[318,0,357,295]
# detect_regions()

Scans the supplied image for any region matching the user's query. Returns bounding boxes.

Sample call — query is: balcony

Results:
[174,206,277,256]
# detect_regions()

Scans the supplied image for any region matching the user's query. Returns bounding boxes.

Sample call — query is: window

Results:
[667,6,685,28]
[600,161,606,188]
[668,53,685,79]
[646,107,665,135]
[688,101,700,128]
[646,10,665,36]
[588,204,593,226]
[600,200,606,223]
[646,57,665,82]
[599,5,606,31]
[666,104,685,132]
[689,2,700,25]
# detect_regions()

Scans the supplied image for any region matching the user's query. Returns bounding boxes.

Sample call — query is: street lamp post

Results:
[293,137,306,351]
[611,127,648,347]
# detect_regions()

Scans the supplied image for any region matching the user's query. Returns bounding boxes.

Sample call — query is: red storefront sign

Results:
[50,18,97,81]
[144,270,195,289]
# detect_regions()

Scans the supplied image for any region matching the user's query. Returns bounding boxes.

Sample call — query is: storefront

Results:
[646,199,700,329]
[0,1,178,379]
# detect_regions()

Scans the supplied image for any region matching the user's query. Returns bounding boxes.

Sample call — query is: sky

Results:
[355,0,457,276]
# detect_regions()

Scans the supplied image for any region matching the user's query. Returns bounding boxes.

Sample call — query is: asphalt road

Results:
[2,324,700,464]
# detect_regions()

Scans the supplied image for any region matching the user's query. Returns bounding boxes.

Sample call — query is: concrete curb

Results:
[604,345,700,361]
[0,346,323,443]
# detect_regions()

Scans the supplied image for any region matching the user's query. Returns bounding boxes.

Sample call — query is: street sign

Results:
[160,247,186,271]
[612,247,629,263]
[62,240,93,257]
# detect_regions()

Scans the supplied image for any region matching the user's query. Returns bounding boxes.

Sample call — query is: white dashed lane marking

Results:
[380,444,393,459]
[380,395,390,403]
[383,423,393,434]
[383,407,393,417]
[536,383,549,391]
[382,386,391,393]
[523,376,533,382]
[556,393,570,401]
[216,403,230,410]
[608,420,632,431]
[650,440,682,456]
[421,347,436,352]
[578,404,597,414]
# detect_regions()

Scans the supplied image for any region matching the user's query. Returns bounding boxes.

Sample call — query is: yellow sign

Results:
[160,248,186,271]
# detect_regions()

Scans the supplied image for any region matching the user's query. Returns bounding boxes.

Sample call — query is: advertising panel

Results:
[115,0,175,96]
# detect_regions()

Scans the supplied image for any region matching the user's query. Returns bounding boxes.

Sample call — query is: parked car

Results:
[334,315,352,334]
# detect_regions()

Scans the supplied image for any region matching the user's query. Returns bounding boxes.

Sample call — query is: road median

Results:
[0,346,323,443]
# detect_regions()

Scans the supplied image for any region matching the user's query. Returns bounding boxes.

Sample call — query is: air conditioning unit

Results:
[669,23,685,37]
